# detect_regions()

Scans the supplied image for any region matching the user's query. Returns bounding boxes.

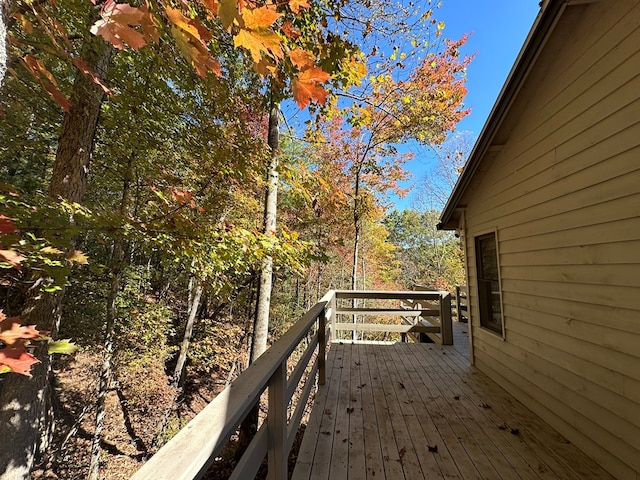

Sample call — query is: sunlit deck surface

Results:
[292,322,613,480]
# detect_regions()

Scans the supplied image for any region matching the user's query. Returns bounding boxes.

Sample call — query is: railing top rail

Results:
[131,300,327,480]
[333,289,448,300]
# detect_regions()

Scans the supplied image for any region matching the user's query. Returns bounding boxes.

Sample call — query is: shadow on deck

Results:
[293,322,612,480]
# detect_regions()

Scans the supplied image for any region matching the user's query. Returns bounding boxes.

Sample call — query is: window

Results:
[475,232,503,335]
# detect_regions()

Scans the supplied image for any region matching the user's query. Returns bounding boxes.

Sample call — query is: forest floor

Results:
[31,350,308,479]
[32,352,224,480]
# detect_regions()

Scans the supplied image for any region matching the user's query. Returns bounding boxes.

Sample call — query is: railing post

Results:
[267,362,287,480]
[440,292,453,345]
[330,293,336,343]
[318,305,326,385]
[455,285,461,322]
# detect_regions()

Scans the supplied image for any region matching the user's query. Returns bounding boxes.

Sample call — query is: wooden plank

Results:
[439,293,453,345]
[336,308,440,316]
[287,361,319,453]
[379,345,461,479]
[501,263,640,289]
[334,323,441,334]
[370,344,425,479]
[364,343,406,479]
[425,345,587,480]
[348,344,366,480]
[329,344,352,479]
[501,288,640,336]
[395,345,493,480]
[267,363,287,480]
[397,346,524,480]
[335,290,443,301]
[355,343,386,480]
[502,238,640,266]
[291,346,338,480]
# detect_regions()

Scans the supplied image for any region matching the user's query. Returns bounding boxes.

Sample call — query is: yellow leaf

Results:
[233,29,266,63]
[241,6,281,30]
[66,250,89,265]
[166,7,202,40]
[234,28,282,63]
[40,246,63,255]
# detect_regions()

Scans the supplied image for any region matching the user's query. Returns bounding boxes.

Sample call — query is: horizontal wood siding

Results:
[461,2,640,479]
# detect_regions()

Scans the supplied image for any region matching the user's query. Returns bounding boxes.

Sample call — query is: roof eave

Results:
[437,0,569,230]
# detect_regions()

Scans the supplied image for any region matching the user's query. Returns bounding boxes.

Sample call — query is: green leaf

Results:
[48,339,79,355]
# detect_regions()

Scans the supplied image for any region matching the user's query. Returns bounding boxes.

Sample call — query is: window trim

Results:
[474,229,505,338]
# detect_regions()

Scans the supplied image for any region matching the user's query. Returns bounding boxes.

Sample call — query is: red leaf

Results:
[0,215,18,234]
[71,58,113,95]
[21,55,70,112]
[0,348,39,376]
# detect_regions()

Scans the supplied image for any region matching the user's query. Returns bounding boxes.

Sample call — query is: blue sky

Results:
[392,0,541,210]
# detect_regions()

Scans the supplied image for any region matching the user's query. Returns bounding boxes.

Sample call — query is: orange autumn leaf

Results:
[166,7,221,77]
[289,0,310,14]
[291,67,331,109]
[0,249,25,269]
[0,311,42,377]
[0,316,40,347]
[65,250,89,265]
[289,48,315,69]
[91,1,158,51]
[281,21,300,39]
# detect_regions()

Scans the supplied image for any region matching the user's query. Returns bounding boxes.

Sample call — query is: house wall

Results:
[460,1,640,479]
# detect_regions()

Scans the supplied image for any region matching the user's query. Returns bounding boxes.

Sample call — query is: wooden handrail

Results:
[131,300,329,480]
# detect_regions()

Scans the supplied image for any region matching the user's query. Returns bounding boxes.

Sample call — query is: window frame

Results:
[474,230,505,337]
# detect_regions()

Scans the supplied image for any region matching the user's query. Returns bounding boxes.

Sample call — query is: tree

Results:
[385,209,464,290]
[415,130,474,207]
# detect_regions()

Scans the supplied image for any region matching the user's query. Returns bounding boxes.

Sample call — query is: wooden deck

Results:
[292,322,614,480]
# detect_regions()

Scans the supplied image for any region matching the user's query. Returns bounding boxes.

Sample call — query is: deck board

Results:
[291,323,614,480]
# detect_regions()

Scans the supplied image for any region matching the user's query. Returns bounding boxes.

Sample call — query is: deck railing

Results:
[455,285,469,323]
[130,289,453,480]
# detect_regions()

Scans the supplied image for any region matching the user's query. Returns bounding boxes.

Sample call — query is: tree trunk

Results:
[87,157,131,480]
[250,103,279,363]
[171,278,204,388]
[0,0,11,88]
[351,166,362,341]
[49,37,113,202]
[238,102,279,451]
[0,31,112,479]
